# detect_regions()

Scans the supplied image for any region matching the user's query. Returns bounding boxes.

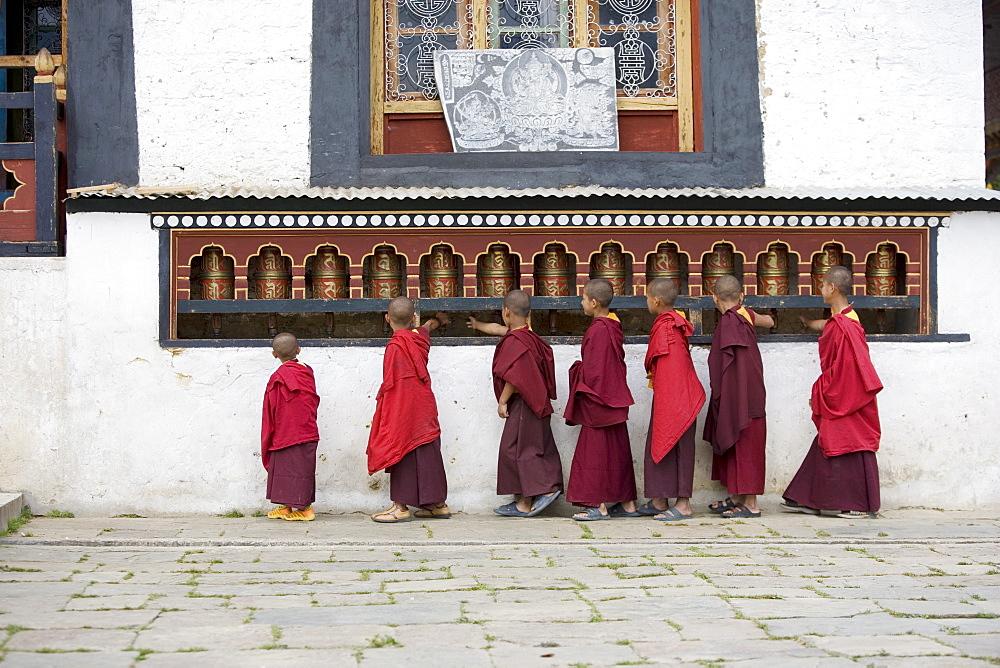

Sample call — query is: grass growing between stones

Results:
[368,634,401,648]
[0,507,32,537]
[46,509,74,518]
[219,510,245,518]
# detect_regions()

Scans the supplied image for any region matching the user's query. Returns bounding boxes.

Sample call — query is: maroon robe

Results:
[493,327,563,497]
[261,360,321,510]
[704,307,767,495]
[784,307,882,512]
[565,316,636,506]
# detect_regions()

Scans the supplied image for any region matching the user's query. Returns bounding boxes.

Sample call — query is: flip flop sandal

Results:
[636,501,665,516]
[573,507,611,521]
[708,497,737,514]
[836,510,878,519]
[721,504,761,519]
[653,507,693,522]
[526,490,561,518]
[494,502,529,517]
[607,503,641,518]
[780,500,820,515]
[372,507,411,523]
[413,505,452,519]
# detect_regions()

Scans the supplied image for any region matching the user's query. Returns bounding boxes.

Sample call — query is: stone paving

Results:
[1,507,999,666]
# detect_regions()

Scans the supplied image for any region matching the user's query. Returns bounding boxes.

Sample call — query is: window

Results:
[372,0,697,154]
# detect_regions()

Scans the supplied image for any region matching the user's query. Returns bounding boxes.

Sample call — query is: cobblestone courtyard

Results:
[1,508,999,666]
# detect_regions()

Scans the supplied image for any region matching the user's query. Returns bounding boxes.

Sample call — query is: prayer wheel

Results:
[534,244,572,297]
[310,246,348,299]
[756,243,790,296]
[702,243,735,296]
[590,243,629,296]
[251,246,290,299]
[364,245,404,299]
[196,246,234,300]
[477,244,517,297]
[866,243,898,296]
[811,243,844,295]
[422,244,461,298]
[646,242,684,293]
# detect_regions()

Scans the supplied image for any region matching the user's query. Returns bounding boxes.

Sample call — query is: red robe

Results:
[645,310,706,463]
[261,360,320,471]
[366,327,441,474]
[703,306,765,455]
[812,307,882,457]
[493,326,556,419]
[564,315,634,427]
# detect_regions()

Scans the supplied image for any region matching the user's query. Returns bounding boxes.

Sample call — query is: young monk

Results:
[565,278,637,520]
[703,275,775,519]
[467,290,563,517]
[261,333,321,521]
[638,278,706,522]
[782,265,882,519]
[367,297,452,523]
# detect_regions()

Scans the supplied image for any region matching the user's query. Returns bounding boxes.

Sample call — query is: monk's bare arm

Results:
[467,316,508,336]
[498,381,516,418]
[754,312,776,329]
[422,312,451,331]
[798,316,826,333]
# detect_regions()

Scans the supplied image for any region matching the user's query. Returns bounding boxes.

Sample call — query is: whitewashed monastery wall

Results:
[0,212,997,515]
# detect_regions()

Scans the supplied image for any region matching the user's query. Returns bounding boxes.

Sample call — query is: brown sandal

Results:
[372,506,412,523]
[413,504,452,519]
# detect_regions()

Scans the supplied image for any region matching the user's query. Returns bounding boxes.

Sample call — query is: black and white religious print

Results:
[433,48,619,153]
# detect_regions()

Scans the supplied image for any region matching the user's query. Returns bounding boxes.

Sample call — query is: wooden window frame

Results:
[0,0,67,69]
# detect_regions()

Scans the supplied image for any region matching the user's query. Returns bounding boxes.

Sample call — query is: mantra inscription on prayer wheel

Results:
[590,243,628,296]
[866,243,899,296]
[196,247,234,300]
[423,244,461,298]
[756,243,790,296]
[812,243,844,295]
[364,245,404,299]
[310,246,348,299]
[702,243,735,295]
[646,242,683,293]
[534,244,573,297]
[252,247,290,299]
[477,244,516,297]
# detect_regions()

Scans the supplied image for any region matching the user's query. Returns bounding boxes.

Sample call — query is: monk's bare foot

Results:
[674,497,693,516]
[515,497,533,514]
[742,494,759,514]
[621,501,638,514]
[573,503,609,519]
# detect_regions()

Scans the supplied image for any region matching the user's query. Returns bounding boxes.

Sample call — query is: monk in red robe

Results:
[703,275,774,518]
[638,278,706,522]
[565,279,637,520]
[367,297,451,523]
[468,290,563,517]
[782,265,882,518]
[261,333,321,521]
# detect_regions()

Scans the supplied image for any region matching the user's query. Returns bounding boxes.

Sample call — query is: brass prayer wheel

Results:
[756,243,790,296]
[702,243,735,295]
[364,245,405,299]
[590,243,629,296]
[866,243,898,296]
[251,246,290,299]
[422,244,461,298]
[477,244,516,297]
[646,242,684,293]
[534,243,573,297]
[310,246,348,299]
[195,246,234,300]
[811,243,844,295]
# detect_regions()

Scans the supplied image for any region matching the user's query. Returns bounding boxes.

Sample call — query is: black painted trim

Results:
[33,80,59,243]
[0,92,34,109]
[0,241,60,256]
[0,143,34,160]
[67,0,139,188]
[310,0,764,189]
[159,230,171,344]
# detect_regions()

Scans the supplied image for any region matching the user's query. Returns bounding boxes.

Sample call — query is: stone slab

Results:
[133,624,274,652]
[253,602,461,626]
[138,649,358,667]
[0,492,24,531]
[803,634,959,656]
[0,651,138,667]
[360,646,492,667]
[5,628,137,652]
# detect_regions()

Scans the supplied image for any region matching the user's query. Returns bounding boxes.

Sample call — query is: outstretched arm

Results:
[467,316,508,336]
[422,312,451,331]
[753,311,776,330]
[798,316,826,333]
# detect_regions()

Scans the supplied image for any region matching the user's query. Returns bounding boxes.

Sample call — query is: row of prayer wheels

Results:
[193,242,903,300]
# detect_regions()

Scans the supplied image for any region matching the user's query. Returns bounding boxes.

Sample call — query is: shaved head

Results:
[647,278,678,307]
[272,332,299,361]
[583,278,614,307]
[387,296,415,326]
[503,289,531,318]
[824,265,853,298]
[712,275,743,302]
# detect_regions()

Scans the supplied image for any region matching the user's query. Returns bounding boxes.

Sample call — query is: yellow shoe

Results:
[282,507,315,521]
[267,505,291,519]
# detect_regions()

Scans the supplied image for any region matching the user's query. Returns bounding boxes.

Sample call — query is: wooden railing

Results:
[0,48,66,256]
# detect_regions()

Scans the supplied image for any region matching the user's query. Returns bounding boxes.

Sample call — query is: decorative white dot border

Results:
[151,213,950,229]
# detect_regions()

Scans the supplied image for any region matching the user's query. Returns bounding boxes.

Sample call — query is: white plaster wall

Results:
[757,0,984,188]
[2,212,999,515]
[131,0,312,188]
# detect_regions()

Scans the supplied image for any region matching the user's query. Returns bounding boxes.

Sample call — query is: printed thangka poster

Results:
[433,48,619,153]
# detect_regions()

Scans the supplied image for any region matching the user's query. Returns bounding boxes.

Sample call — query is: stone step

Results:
[0,492,25,531]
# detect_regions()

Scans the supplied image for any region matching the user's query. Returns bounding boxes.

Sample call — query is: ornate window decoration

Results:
[373,0,696,154]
